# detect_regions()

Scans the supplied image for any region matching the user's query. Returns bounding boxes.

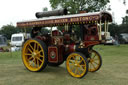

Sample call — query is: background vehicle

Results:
[101,31,111,40]
[10,33,31,47]
[17,9,112,78]
[10,33,31,52]
[119,33,128,44]
[0,35,7,47]
[105,36,115,45]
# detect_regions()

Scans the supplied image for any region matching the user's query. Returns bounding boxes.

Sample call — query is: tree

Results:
[109,23,119,36]
[49,0,110,14]
[42,7,48,12]
[122,16,128,25]
[0,25,21,39]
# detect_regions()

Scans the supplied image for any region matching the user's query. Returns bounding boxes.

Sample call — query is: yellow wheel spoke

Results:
[70,65,75,72]
[89,63,91,71]
[93,61,99,65]
[78,59,83,64]
[92,53,96,59]
[69,60,75,64]
[76,56,79,61]
[71,56,75,60]
[29,58,35,66]
[39,55,44,58]
[77,68,81,75]
[28,44,34,51]
[80,64,86,67]
[37,44,39,51]
[94,58,99,60]
[28,48,33,53]
[34,43,36,51]
[25,53,32,56]
[33,58,36,66]
[91,62,96,69]
[75,67,78,74]
[79,66,84,71]
[36,57,43,63]
[29,62,33,66]
[37,50,43,54]
[69,63,74,67]
[74,57,78,64]
[37,59,40,67]
[28,56,33,61]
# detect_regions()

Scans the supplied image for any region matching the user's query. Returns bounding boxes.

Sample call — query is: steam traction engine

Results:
[17,9,112,78]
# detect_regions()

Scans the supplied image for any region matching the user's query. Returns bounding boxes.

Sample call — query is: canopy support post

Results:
[51,27,53,37]
[107,22,109,32]
[99,20,102,40]
[104,20,107,39]
[23,28,27,39]
[65,24,68,32]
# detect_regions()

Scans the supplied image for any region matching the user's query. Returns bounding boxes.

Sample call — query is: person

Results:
[114,34,120,46]
[31,27,41,38]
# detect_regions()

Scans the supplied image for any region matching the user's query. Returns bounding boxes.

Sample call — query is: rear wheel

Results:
[66,52,88,78]
[88,50,102,72]
[22,38,47,72]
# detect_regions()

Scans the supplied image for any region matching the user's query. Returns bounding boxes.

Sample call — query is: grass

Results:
[0,45,128,85]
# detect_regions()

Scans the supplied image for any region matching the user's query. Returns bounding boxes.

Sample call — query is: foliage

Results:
[109,23,119,36]
[0,25,21,39]
[42,7,48,11]
[49,0,110,14]
[109,23,128,37]
[122,16,128,24]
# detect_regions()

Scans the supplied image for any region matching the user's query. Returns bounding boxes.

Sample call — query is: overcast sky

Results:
[0,0,127,28]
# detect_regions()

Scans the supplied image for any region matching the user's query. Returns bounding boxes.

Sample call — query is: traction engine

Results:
[17,9,112,78]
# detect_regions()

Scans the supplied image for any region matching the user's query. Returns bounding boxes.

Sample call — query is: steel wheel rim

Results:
[88,50,101,72]
[22,40,45,71]
[66,53,87,78]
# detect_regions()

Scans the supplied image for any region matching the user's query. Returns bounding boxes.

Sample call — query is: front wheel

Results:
[88,50,102,72]
[66,52,88,78]
[22,39,48,72]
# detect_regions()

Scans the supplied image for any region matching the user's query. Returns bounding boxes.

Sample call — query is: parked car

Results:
[105,36,116,45]
[0,35,7,47]
[119,33,128,44]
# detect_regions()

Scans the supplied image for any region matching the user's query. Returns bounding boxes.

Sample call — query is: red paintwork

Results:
[84,41,100,48]
[48,45,64,63]
[52,30,60,36]
[84,25,99,41]
[64,43,75,54]
[64,34,70,41]
[48,46,58,63]
[58,45,64,63]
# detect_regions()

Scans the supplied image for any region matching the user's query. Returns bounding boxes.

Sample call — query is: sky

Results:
[0,0,128,28]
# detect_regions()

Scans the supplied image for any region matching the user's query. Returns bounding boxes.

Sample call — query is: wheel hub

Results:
[32,52,37,57]
[74,63,79,67]
[90,59,94,62]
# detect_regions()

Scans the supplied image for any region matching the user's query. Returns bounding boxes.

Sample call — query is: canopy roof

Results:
[17,11,112,28]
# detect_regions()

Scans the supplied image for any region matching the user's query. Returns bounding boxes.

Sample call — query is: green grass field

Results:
[0,45,128,85]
